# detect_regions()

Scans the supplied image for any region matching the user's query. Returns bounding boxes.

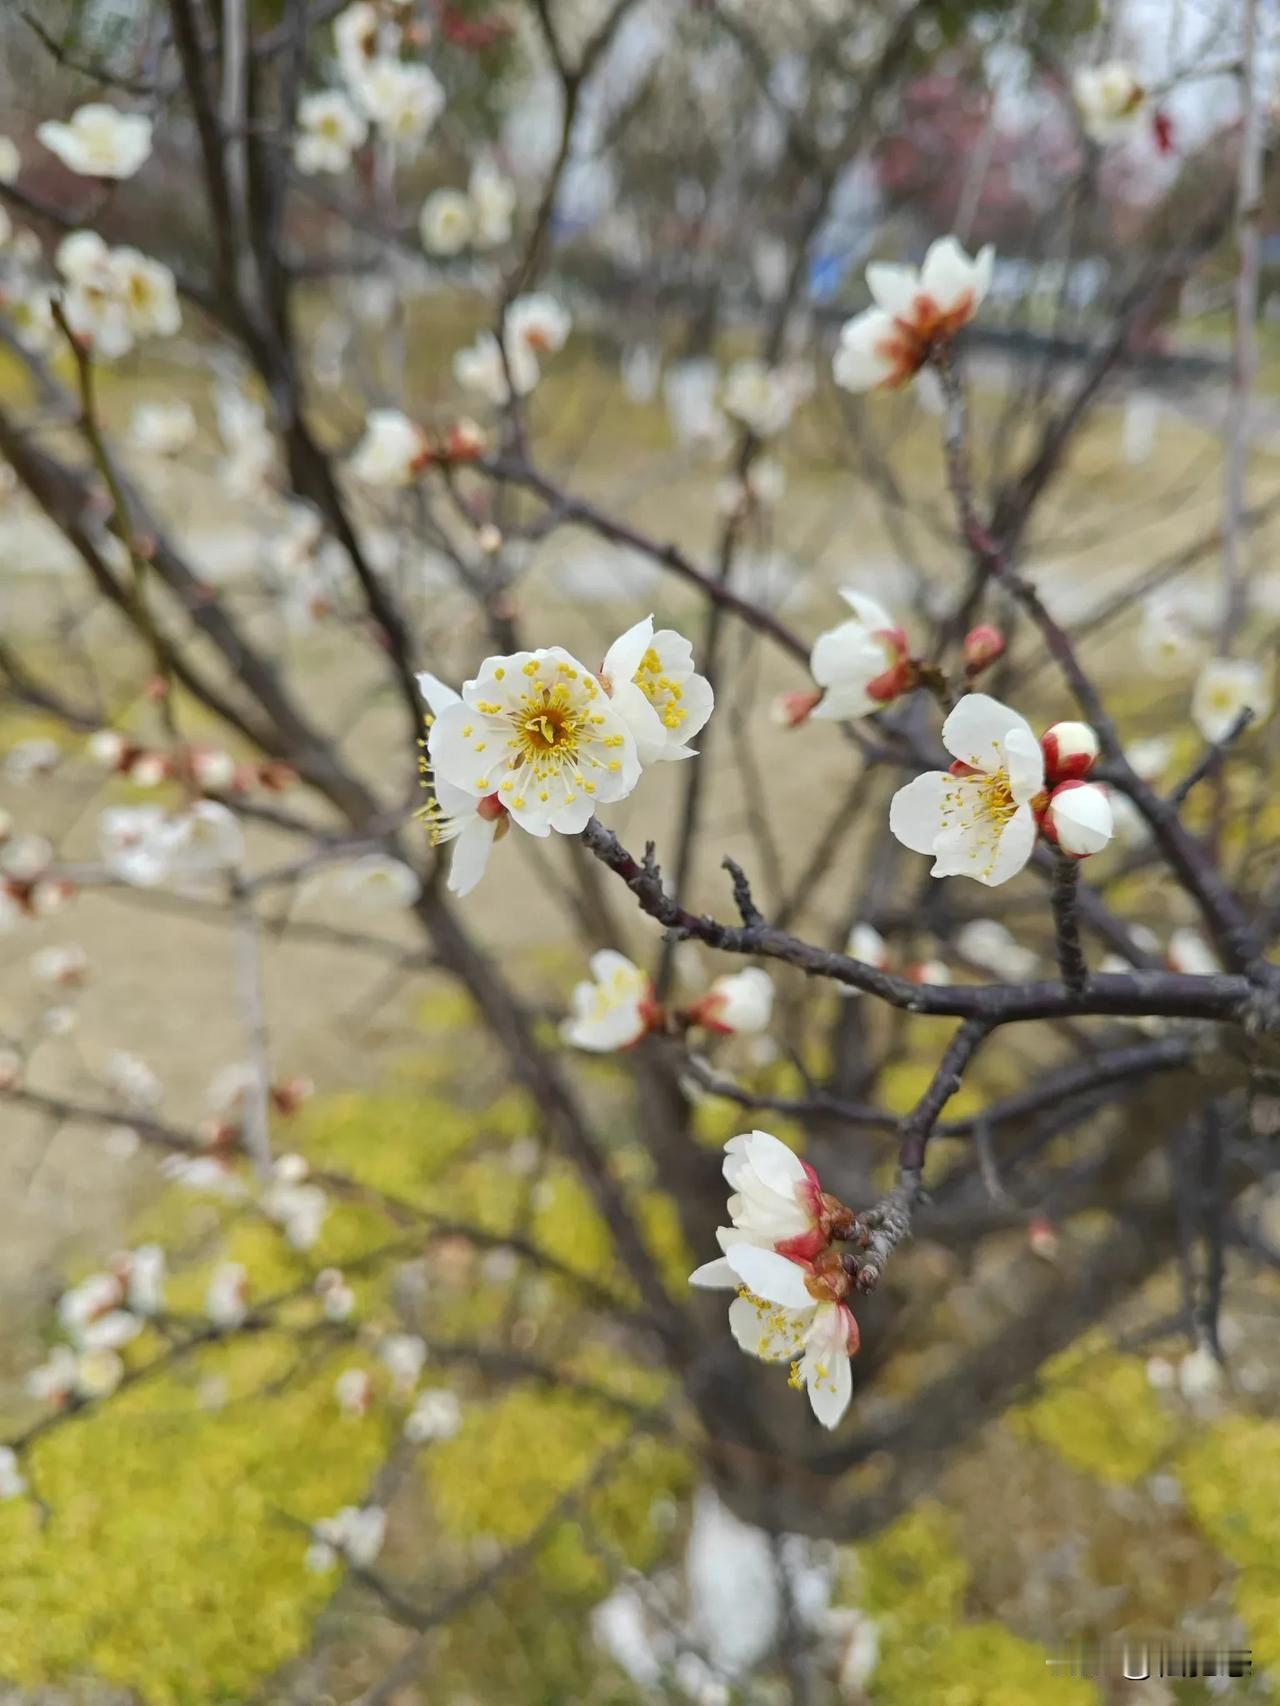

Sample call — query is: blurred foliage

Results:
[1180,1416,1280,1678]
[1010,1337,1177,1484]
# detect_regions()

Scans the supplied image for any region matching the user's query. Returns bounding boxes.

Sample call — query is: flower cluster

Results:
[419,615,712,896]
[420,158,517,254]
[690,1131,862,1428]
[99,802,245,888]
[453,294,573,405]
[348,410,485,486]
[890,695,1113,886]
[55,231,180,360]
[24,1245,167,1415]
[88,729,292,799]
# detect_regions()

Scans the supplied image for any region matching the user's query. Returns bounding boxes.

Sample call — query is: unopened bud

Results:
[1027,1216,1059,1261]
[477,523,503,554]
[771,689,822,728]
[189,747,237,794]
[1040,779,1113,858]
[1041,720,1099,782]
[962,623,1005,675]
[87,729,131,771]
[446,417,486,461]
[128,752,169,789]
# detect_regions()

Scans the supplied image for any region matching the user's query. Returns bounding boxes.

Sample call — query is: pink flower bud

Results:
[1027,1216,1059,1262]
[1041,720,1100,782]
[962,624,1005,674]
[771,689,822,728]
[1041,779,1113,858]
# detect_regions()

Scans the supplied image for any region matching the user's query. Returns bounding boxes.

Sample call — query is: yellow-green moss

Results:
[1010,1344,1177,1484]
[1180,1416,1280,1676]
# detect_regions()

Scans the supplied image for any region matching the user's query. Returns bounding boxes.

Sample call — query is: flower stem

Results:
[1051,854,1088,993]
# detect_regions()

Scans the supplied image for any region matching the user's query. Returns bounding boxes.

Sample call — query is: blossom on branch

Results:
[294,89,368,174]
[349,408,432,484]
[37,104,153,179]
[453,329,539,404]
[425,649,641,839]
[305,1504,386,1573]
[418,671,508,895]
[1191,657,1272,744]
[833,237,993,393]
[419,187,473,254]
[506,293,571,357]
[349,58,444,147]
[561,950,659,1052]
[599,616,714,764]
[686,967,774,1035]
[809,591,912,720]
[1040,780,1114,858]
[1073,62,1146,143]
[889,694,1045,885]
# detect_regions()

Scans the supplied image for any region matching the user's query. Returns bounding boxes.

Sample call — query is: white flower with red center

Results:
[686,967,774,1035]
[561,950,659,1052]
[721,359,799,439]
[426,648,641,838]
[723,1129,832,1259]
[1191,658,1272,744]
[809,591,912,720]
[452,330,540,404]
[31,943,90,989]
[833,237,993,393]
[350,408,431,485]
[205,1261,250,1328]
[37,104,152,179]
[598,616,714,765]
[889,694,1045,886]
[294,89,367,174]
[506,292,571,357]
[1073,62,1146,142]
[1041,780,1114,858]
[418,671,510,895]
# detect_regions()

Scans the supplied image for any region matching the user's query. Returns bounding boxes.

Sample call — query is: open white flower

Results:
[452,330,539,404]
[129,400,197,456]
[1073,62,1146,142]
[834,237,993,393]
[506,293,571,356]
[38,104,152,179]
[334,852,422,910]
[562,950,657,1052]
[890,694,1045,886]
[426,647,641,837]
[599,616,714,764]
[26,1345,78,1406]
[469,157,516,247]
[378,1331,427,1394]
[953,918,1039,981]
[419,187,473,255]
[78,1308,142,1353]
[404,1387,462,1443]
[74,1347,124,1399]
[700,1242,858,1430]
[1138,601,1201,677]
[689,1130,830,1275]
[350,57,444,147]
[721,359,799,438]
[305,1504,386,1572]
[334,1,385,85]
[1191,657,1272,744]
[112,247,181,340]
[295,89,367,173]
[688,967,774,1035]
[206,1261,250,1328]
[124,1244,166,1315]
[418,671,508,896]
[810,591,911,720]
[58,1270,124,1343]
[350,408,430,485]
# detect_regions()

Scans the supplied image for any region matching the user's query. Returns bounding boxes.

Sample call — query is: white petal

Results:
[447,816,496,897]
[837,589,896,630]
[888,770,952,855]
[832,311,899,392]
[723,1245,814,1309]
[609,679,670,767]
[728,1294,809,1362]
[918,236,987,315]
[416,671,461,714]
[740,1129,808,1197]
[602,615,655,686]
[804,1340,853,1430]
[865,261,920,319]
[689,1258,738,1290]
[942,694,1036,774]
[1003,724,1046,801]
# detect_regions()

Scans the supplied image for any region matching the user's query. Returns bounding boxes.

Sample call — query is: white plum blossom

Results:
[847,922,889,968]
[1073,62,1146,143]
[103,1049,162,1110]
[1138,601,1200,677]
[100,802,244,888]
[453,329,539,404]
[305,1504,386,1572]
[350,58,443,147]
[599,616,714,764]
[206,1261,250,1328]
[419,187,473,255]
[663,358,729,451]
[263,1175,329,1250]
[31,943,90,989]
[1191,657,1272,744]
[1178,1344,1224,1404]
[418,672,507,897]
[689,1130,830,1272]
[890,694,1046,887]
[334,1,384,85]
[1041,781,1113,858]
[37,104,152,179]
[468,157,517,247]
[810,591,912,720]
[426,647,641,838]
[335,1368,373,1416]
[378,1331,427,1394]
[506,293,571,357]
[349,408,430,485]
[58,1270,125,1344]
[334,852,422,910]
[954,918,1039,981]
[74,1347,124,1399]
[561,950,657,1052]
[56,232,180,358]
[294,89,367,174]
[721,359,800,438]
[0,1447,27,1500]
[316,1268,356,1321]
[1167,927,1220,978]
[77,1309,142,1353]
[26,1345,78,1406]
[129,400,197,456]
[124,1244,166,1315]
[404,1387,463,1443]
[834,237,993,393]
[688,967,774,1035]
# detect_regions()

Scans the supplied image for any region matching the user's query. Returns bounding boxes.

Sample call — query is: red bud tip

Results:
[962,623,1005,674]
[772,688,822,728]
[1041,720,1100,782]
